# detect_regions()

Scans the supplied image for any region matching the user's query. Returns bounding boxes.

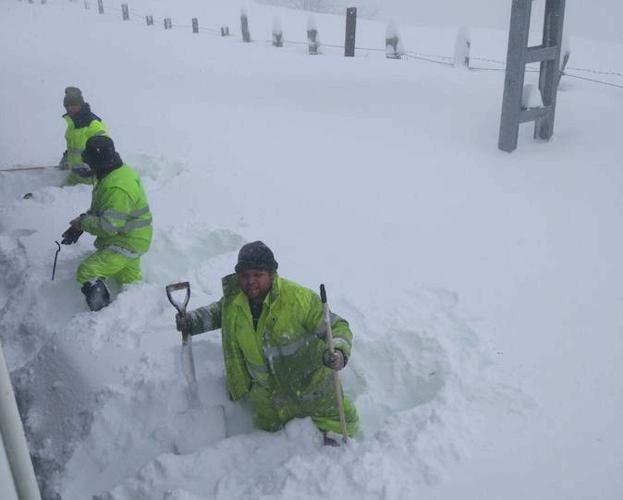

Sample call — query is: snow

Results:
[1,1,623,499]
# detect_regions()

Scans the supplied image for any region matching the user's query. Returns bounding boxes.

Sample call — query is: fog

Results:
[263,0,623,43]
[382,0,622,43]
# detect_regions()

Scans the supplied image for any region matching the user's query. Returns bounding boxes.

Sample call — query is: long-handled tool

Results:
[51,241,61,281]
[0,165,60,173]
[165,282,227,453]
[166,282,200,408]
[320,284,349,444]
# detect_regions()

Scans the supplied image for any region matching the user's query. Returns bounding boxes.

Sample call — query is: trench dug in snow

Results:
[1,158,493,499]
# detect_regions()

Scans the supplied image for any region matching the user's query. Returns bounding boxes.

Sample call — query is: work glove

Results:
[72,163,93,178]
[175,312,193,333]
[58,151,68,169]
[322,348,347,371]
[61,226,83,245]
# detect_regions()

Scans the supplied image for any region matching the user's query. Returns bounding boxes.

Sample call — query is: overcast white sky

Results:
[363,0,623,43]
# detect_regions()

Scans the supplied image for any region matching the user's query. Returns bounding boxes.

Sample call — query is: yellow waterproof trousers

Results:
[249,383,359,437]
[76,248,142,285]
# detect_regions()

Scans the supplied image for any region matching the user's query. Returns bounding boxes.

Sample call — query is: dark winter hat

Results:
[235,241,278,273]
[82,135,116,167]
[63,86,85,107]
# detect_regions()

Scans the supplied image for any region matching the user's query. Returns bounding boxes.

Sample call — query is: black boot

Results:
[81,278,110,311]
[322,431,340,447]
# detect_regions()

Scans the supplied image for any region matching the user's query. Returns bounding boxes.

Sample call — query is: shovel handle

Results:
[166,282,191,314]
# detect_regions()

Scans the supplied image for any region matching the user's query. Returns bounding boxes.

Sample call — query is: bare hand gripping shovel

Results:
[166,282,226,453]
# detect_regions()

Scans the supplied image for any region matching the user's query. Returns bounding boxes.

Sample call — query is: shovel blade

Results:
[171,404,227,455]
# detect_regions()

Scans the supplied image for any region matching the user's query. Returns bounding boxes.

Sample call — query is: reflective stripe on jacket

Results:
[186,274,353,403]
[80,164,153,255]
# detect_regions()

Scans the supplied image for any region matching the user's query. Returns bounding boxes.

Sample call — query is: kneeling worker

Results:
[61,136,153,311]
[175,241,359,445]
[60,86,108,185]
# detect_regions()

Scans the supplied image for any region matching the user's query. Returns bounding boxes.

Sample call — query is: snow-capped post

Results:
[192,18,199,34]
[385,21,403,59]
[319,284,349,444]
[307,15,319,55]
[272,17,283,47]
[498,0,567,153]
[240,9,251,43]
[454,26,471,68]
[121,3,129,21]
[344,7,357,57]
[97,0,103,14]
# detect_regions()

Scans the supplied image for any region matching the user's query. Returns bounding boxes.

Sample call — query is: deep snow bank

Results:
[2,1,622,499]
[1,157,503,499]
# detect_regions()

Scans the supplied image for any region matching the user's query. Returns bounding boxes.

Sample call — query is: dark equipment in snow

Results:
[320,284,349,444]
[51,241,61,281]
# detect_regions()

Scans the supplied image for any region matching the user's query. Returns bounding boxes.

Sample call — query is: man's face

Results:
[65,104,82,117]
[238,269,274,302]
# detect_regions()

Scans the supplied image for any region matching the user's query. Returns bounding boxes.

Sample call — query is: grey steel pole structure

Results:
[498,0,566,152]
[536,0,566,140]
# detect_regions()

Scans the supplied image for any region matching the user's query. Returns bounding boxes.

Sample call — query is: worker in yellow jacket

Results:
[61,136,153,311]
[59,87,108,185]
[175,241,359,445]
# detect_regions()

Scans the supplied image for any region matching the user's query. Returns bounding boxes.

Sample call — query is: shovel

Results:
[165,282,226,453]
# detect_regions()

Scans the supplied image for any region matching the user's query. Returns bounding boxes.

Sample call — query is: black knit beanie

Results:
[64,86,85,107]
[235,241,278,273]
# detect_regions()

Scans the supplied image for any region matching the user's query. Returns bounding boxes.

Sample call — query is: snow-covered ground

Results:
[1,1,622,499]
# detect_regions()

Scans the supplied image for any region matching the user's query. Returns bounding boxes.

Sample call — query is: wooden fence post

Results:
[344,7,356,57]
[220,25,230,36]
[240,9,251,42]
[97,0,103,14]
[121,3,129,21]
[192,18,199,34]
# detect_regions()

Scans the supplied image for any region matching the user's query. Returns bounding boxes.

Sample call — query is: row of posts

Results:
[24,2,472,66]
